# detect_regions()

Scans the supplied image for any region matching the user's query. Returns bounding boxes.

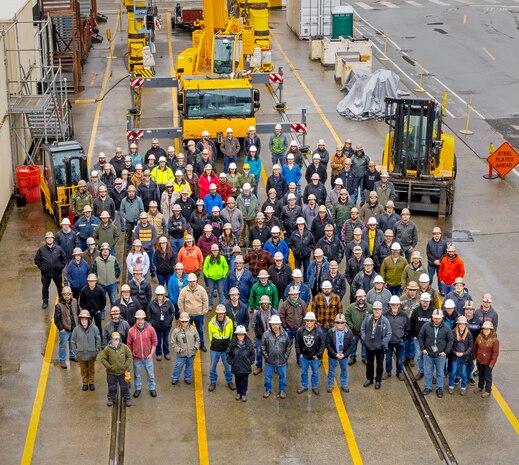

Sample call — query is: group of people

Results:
[33,128,499,404]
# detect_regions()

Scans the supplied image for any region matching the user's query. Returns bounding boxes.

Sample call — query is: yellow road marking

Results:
[271,33,342,146]
[193,350,209,465]
[166,12,181,153]
[482,47,496,61]
[86,11,121,167]
[90,72,98,85]
[20,298,58,465]
[493,387,519,436]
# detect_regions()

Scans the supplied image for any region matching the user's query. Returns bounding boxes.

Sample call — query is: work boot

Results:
[42,301,48,309]
[164,354,171,360]
[208,383,216,391]
[171,379,179,385]
[125,399,132,407]
[422,388,432,396]
[397,373,405,381]
[60,361,67,369]
[448,387,454,395]
[363,380,373,388]
[150,390,157,397]
[436,388,444,398]
[341,386,350,393]
[460,389,466,396]
[467,378,476,386]
[89,384,95,391]
[263,391,271,398]
[382,372,391,380]
[415,372,424,380]
[241,396,247,402]
[327,387,333,393]
[184,379,192,385]
[297,387,308,394]
[253,366,263,375]
[227,382,236,391]
[133,390,141,398]
[200,346,207,352]
[481,392,490,398]
[107,400,114,407]
[408,359,415,367]
[156,356,162,361]
[82,384,89,391]
[375,382,381,390]
[312,388,320,395]
[278,391,286,399]
[348,357,356,366]
[362,358,367,365]
[235,394,241,400]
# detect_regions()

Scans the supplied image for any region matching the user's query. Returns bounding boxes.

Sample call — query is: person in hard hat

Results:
[133,211,158,277]
[102,305,130,349]
[54,286,79,369]
[168,203,188,257]
[425,226,447,288]
[198,163,219,200]
[393,208,418,262]
[302,193,318,226]
[100,164,117,193]
[345,289,372,366]
[100,331,133,406]
[264,205,282,232]
[281,154,302,193]
[71,179,94,221]
[178,273,209,352]
[473,321,499,398]
[312,280,343,333]
[366,275,392,312]
[197,130,217,162]
[218,223,238,262]
[345,227,369,262]
[306,152,327,185]
[226,163,243,199]
[248,212,269,247]
[304,173,327,207]
[378,200,400,234]
[295,311,325,395]
[380,242,408,296]
[282,269,310,305]
[145,138,167,164]
[243,239,274,278]
[170,312,200,385]
[150,157,174,194]
[325,178,345,212]
[137,169,161,212]
[55,217,78,262]
[311,204,332,242]
[374,171,396,208]
[82,237,100,269]
[266,164,287,201]
[418,273,442,310]
[325,314,354,393]
[243,146,262,196]
[409,292,435,380]
[374,228,394,271]
[226,325,255,401]
[285,140,303,169]
[444,277,472,316]
[350,143,370,204]
[225,287,249,329]
[145,154,157,172]
[438,244,465,296]
[71,309,101,391]
[93,241,120,307]
[400,281,420,367]
[269,123,289,166]
[207,305,235,392]
[74,205,100,251]
[359,191,384,225]
[34,231,67,309]
[251,295,276,376]
[131,163,144,187]
[261,314,291,399]
[268,251,292,299]
[128,265,152,309]
[278,285,307,343]
[203,244,229,309]
[384,295,409,381]
[447,315,473,395]
[223,255,255,307]
[128,142,144,166]
[79,273,106,334]
[115,284,141,327]
[264,226,289,262]
[127,309,158,398]
[249,269,279,311]
[110,147,125,176]
[419,309,454,398]
[401,251,428,290]
[307,248,330,298]
[120,185,145,252]
[312,139,329,168]
[126,239,150,278]
[148,285,175,361]
[363,160,381,203]
[220,127,241,173]
[281,195,303,240]
[86,170,105,200]
[351,256,378,300]
[65,247,91,299]
[316,224,345,265]
[154,236,176,287]
[288,219,314,284]
[204,183,224,213]
[177,234,204,276]
[221,197,243,240]
[93,211,119,253]
[185,140,200,167]
[243,125,261,156]
[330,145,346,187]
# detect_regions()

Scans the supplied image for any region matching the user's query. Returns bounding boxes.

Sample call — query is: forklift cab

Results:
[213,34,242,74]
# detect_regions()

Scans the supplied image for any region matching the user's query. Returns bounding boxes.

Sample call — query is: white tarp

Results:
[337,69,400,120]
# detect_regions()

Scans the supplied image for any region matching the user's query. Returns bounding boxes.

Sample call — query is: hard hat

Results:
[353,246,362,253]
[391,242,401,251]
[351,207,359,213]
[209,183,217,190]
[211,206,220,212]
[345,139,352,144]
[334,178,343,185]
[86,237,96,245]
[419,273,430,283]
[139,211,148,219]
[344,159,352,165]
[272,164,281,171]
[324,224,334,231]
[232,245,241,254]
[243,164,250,169]
[335,314,346,323]
[314,248,324,257]
[61,286,72,294]
[373,301,383,310]
[229,287,240,295]
[202,130,210,137]
[252,239,262,247]
[311,173,320,180]
[432,309,444,318]
[187,273,198,281]
[234,254,244,263]
[82,205,93,214]
[111,332,121,340]
[72,247,83,256]
[100,211,111,219]
[420,292,431,301]
[411,251,422,260]
[312,153,321,160]
[369,191,377,197]
[135,164,143,170]
[87,273,97,281]
[287,153,295,160]
[433,226,442,234]
[287,193,296,201]
[401,208,411,215]
[219,172,227,178]
[129,142,138,148]
[456,316,468,325]
[210,243,219,251]
[135,310,147,319]
[101,243,111,251]
[363,257,374,265]
[215,304,226,314]
[307,194,317,201]
[223,223,232,230]
[275,123,282,130]
[167,146,175,152]
[355,289,366,297]
[155,285,166,294]
[260,295,271,304]
[389,295,401,305]
[355,144,364,150]
[203,224,213,232]
[336,144,343,151]
[258,270,269,278]
[175,170,183,176]
[196,199,204,206]
[290,140,298,147]
[242,183,251,190]
[78,180,87,187]
[271,226,280,234]
[322,280,332,289]
[234,325,247,334]
[318,139,325,145]
[288,286,300,295]
[304,311,316,321]
[407,281,419,290]
[385,200,395,208]
[443,299,455,308]
[45,231,54,239]
[229,163,237,170]
[268,315,282,325]
[318,205,327,213]
[78,310,91,318]
[248,126,255,131]
[60,217,71,226]
[249,145,257,152]
[274,252,284,260]
[172,204,181,211]
[185,234,194,242]
[296,217,306,225]
[91,170,99,177]
[481,321,494,330]
[179,312,190,322]
[353,227,362,235]
[204,164,212,170]
[149,201,158,207]
[226,127,233,133]
[159,156,166,162]
[381,171,389,178]
[463,300,475,309]
[367,217,378,225]
[454,277,465,285]
[373,275,385,284]
[133,265,143,273]
[121,284,131,292]
[110,306,121,315]
[292,269,303,278]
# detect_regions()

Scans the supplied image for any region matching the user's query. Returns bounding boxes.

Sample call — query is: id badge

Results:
[431,345,438,353]
[160,314,164,321]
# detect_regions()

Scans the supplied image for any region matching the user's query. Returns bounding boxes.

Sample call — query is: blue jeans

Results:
[264,363,287,393]
[300,357,320,389]
[158,273,173,287]
[271,153,286,166]
[170,238,184,258]
[440,282,453,295]
[155,328,171,357]
[294,257,310,283]
[254,337,263,368]
[58,330,75,362]
[449,357,468,389]
[414,338,424,374]
[328,357,349,389]
[386,341,405,375]
[386,285,402,296]
[209,350,233,383]
[224,156,237,173]
[190,315,205,347]
[171,355,195,382]
[427,264,439,287]
[206,278,224,306]
[146,248,156,277]
[424,354,446,390]
[133,358,156,390]
[351,335,366,360]
[404,338,415,360]
[286,329,297,343]
[99,283,117,307]
[115,211,126,232]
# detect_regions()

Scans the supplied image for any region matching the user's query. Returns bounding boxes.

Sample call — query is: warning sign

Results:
[487,141,519,178]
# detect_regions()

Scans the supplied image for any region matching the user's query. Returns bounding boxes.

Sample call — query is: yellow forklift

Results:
[382,97,456,227]
[39,141,88,227]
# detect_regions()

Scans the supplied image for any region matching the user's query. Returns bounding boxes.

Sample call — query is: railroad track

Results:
[402,365,458,465]
[108,387,127,465]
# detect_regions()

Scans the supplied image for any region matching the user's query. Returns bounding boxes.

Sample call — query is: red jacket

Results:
[198,174,219,200]
[438,254,465,286]
[473,336,499,368]
[197,234,219,258]
[127,323,158,360]
[217,182,233,204]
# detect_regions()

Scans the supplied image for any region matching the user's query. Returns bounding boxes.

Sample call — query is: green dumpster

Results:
[331,5,354,40]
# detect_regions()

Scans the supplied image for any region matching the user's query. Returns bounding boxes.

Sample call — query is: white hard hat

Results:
[391,242,401,251]
[312,153,320,160]
[229,163,237,170]
[287,193,296,200]
[334,178,343,185]
[292,269,303,278]
[175,170,183,176]
[202,130,210,137]
[373,301,383,310]
[274,252,284,260]
[226,127,233,133]
[159,156,166,162]
[234,325,247,334]
[275,124,282,130]
[273,164,281,170]
[367,217,378,225]
[373,275,385,284]
[249,145,257,152]
[389,295,401,305]
[242,183,251,190]
[155,285,166,294]
[271,226,280,234]
[269,315,282,325]
[420,292,431,302]
[432,309,444,318]
[209,183,217,190]
[287,153,295,159]
[304,311,316,321]
[91,170,99,177]
[248,126,255,131]
[419,273,430,283]
[322,280,332,290]
[129,143,137,149]
[290,140,298,147]
[61,218,71,225]
[443,299,455,308]
[296,217,305,225]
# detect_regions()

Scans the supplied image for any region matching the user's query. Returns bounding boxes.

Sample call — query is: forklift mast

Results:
[385,98,441,177]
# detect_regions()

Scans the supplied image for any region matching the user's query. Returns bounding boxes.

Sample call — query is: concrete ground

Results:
[1,2,519,465]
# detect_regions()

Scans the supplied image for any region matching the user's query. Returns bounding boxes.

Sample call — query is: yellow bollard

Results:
[442,91,448,117]
[414,56,426,93]
[459,95,475,135]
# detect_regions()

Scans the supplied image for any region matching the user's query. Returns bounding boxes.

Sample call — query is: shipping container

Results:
[286,0,341,39]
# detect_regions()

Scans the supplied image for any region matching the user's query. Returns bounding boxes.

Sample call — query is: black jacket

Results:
[225,300,250,329]
[93,195,116,220]
[384,310,410,344]
[288,229,315,260]
[110,186,127,211]
[419,321,454,358]
[320,271,347,300]
[249,224,271,247]
[128,278,152,309]
[79,285,107,316]
[311,214,333,242]
[54,230,78,262]
[268,263,293,298]
[226,336,255,374]
[154,250,176,276]
[305,163,328,184]
[345,256,364,285]
[261,328,292,366]
[176,196,196,221]
[410,303,434,338]
[147,299,175,330]
[34,243,67,276]
[325,326,354,359]
[266,175,287,199]
[316,235,345,264]
[426,237,447,266]
[280,205,303,235]
[115,296,142,327]
[449,330,474,363]
[303,182,327,206]
[295,326,326,360]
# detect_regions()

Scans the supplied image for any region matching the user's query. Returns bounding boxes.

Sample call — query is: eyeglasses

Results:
[115,183,122,185]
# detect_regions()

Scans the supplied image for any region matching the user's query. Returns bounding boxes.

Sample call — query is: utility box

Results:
[331,5,354,39]
[287,0,341,39]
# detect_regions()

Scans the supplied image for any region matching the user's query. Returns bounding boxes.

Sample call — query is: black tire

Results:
[452,154,457,180]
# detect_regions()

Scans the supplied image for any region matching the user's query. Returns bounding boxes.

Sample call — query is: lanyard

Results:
[433,326,439,344]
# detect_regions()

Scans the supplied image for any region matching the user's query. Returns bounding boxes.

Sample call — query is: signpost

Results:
[486,141,519,179]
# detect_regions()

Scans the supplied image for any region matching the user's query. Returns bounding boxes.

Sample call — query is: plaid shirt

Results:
[244,250,274,277]
[312,292,343,329]
[218,182,233,204]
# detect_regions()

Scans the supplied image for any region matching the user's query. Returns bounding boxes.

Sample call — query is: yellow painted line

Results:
[493,387,519,436]
[166,12,181,153]
[20,298,58,465]
[482,47,496,61]
[463,14,467,24]
[271,33,342,146]
[322,353,364,465]
[90,71,98,85]
[86,11,121,168]
[193,350,209,465]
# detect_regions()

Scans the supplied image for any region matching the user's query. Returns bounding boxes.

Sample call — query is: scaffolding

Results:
[3,17,73,166]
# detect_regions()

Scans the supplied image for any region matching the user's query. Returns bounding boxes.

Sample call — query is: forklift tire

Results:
[452,155,457,180]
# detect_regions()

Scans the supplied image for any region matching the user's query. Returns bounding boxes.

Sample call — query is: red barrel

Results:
[16,165,41,203]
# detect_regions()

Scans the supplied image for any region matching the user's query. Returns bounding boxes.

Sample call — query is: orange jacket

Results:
[438,254,465,286]
[177,245,203,273]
